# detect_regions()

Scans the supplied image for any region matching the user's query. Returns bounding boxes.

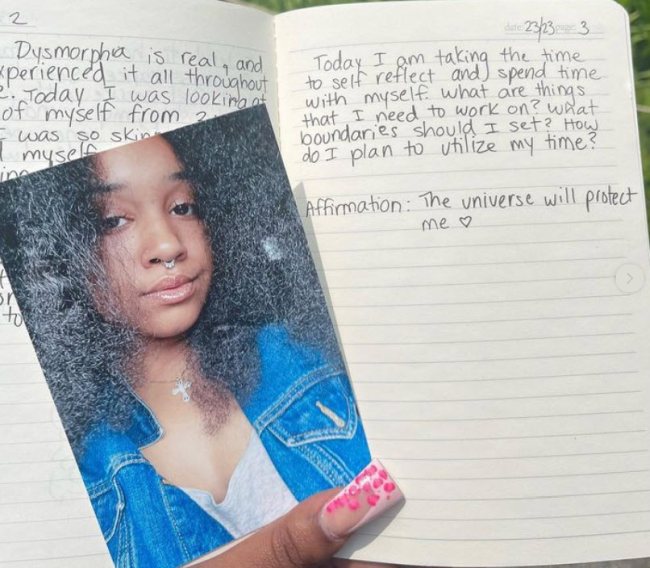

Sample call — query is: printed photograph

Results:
[0,106,371,567]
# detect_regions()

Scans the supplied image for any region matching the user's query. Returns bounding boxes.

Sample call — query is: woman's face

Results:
[94,136,213,339]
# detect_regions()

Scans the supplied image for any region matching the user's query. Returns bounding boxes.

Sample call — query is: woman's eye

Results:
[171,202,198,216]
[100,216,127,231]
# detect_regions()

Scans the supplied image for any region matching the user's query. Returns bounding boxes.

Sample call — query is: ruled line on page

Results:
[401,468,650,482]
[0,497,89,506]
[317,238,626,253]
[357,390,641,403]
[301,182,617,199]
[0,381,51,386]
[353,529,650,542]
[289,116,615,135]
[355,370,637,384]
[0,457,80,466]
[409,487,650,502]
[381,449,648,461]
[287,54,608,72]
[349,350,636,365]
[378,509,650,522]
[0,401,55,405]
[305,199,617,214]
[345,331,634,346]
[290,81,612,96]
[0,552,110,564]
[368,429,646,443]
[335,295,628,308]
[0,533,104,545]
[307,220,617,233]
[0,418,53,425]
[0,476,82,486]
[290,114,613,128]
[360,410,645,423]
[304,219,624,236]
[299,164,618,182]
[0,515,95,527]
[308,147,620,162]
[337,314,634,327]
[320,256,625,271]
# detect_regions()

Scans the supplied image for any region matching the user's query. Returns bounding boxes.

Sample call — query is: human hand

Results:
[197,459,404,568]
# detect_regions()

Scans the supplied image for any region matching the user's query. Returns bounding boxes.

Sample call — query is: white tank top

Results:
[180,430,298,538]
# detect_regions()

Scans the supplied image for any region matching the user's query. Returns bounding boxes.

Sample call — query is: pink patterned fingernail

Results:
[318,458,404,540]
[367,493,380,506]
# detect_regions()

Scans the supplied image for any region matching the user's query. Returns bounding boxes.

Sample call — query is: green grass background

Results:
[249,0,650,225]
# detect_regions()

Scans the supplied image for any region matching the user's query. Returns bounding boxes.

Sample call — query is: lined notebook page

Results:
[0,1,276,565]
[275,0,650,565]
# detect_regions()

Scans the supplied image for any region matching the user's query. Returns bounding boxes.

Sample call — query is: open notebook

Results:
[0,0,649,566]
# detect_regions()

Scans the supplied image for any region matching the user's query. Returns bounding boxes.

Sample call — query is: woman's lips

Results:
[144,275,196,305]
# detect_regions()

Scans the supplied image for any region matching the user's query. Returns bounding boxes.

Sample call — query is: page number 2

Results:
[8,11,28,26]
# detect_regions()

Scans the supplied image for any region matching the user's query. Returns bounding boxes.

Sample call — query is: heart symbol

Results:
[459,216,472,228]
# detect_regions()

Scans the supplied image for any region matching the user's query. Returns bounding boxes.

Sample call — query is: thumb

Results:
[200,459,403,568]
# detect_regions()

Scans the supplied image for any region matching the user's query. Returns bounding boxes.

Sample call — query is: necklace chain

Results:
[146,376,193,403]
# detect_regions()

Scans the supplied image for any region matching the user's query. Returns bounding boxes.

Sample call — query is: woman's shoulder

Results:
[247,323,371,493]
[78,402,158,489]
[255,324,341,389]
[245,323,350,422]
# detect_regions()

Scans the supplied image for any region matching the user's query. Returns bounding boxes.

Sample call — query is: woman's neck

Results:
[132,336,235,436]
[133,336,203,413]
[139,336,191,385]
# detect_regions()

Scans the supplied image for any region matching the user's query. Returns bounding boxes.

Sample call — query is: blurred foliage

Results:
[619,0,650,219]
[251,0,650,217]
[249,0,386,10]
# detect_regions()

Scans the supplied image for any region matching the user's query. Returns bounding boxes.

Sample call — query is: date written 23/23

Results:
[506,17,590,42]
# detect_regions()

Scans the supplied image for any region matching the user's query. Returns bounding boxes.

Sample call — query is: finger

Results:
[200,459,403,568]
[331,560,403,568]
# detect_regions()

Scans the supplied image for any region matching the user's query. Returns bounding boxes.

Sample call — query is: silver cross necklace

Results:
[171,377,192,403]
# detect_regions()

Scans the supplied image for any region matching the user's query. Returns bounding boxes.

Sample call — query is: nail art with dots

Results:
[319,459,403,539]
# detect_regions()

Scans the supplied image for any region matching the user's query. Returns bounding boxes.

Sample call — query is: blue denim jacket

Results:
[79,325,371,568]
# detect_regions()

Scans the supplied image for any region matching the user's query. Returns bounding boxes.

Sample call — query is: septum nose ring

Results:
[163,259,175,270]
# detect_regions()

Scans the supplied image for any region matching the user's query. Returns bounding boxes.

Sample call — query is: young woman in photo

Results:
[0,108,373,567]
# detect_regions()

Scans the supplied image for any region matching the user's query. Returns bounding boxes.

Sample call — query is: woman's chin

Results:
[136,310,202,340]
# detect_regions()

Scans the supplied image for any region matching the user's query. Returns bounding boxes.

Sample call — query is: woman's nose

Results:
[141,216,187,268]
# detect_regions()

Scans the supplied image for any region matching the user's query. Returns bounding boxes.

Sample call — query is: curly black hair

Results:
[0,106,339,457]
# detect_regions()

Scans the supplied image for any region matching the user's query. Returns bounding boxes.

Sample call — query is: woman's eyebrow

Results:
[92,170,188,194]
[93,181,124,195]
[169,169,189,182]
